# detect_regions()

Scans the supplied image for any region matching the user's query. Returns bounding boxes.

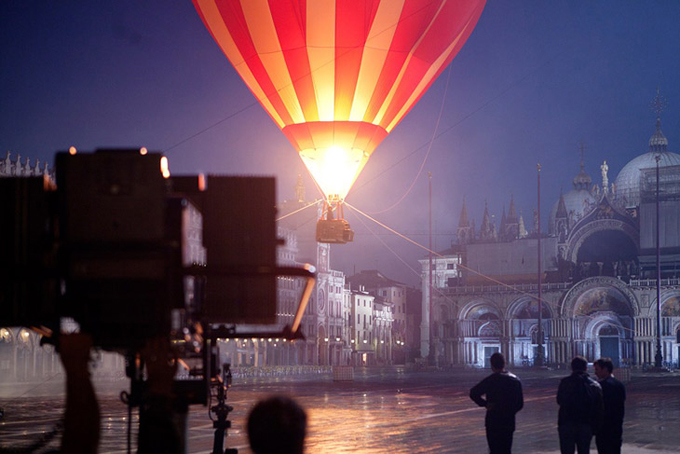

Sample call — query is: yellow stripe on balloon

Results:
[374,1,449,130]
[350,0,405,122]
[306,0,336,122]
[386,19,473,132]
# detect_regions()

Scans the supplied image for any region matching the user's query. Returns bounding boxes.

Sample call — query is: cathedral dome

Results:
[614,117,680,208]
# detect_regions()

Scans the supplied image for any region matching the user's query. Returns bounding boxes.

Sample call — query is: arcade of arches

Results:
[433,276,680,368]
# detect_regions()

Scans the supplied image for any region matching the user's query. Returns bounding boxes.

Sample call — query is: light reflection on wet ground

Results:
[1,367,679,453]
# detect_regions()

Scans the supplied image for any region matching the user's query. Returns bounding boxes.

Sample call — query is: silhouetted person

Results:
[137,338,183,454]
[470,353,524,454]
[557,356,604,454]
[55,335,183,454]
[58,333,101,454]
[593,358,626,454]
[247,395,307,454]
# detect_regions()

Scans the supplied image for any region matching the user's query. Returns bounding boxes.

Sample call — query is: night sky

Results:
[2,1,679,288]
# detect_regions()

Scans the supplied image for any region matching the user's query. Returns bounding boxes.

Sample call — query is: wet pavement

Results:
[1,366,679,453]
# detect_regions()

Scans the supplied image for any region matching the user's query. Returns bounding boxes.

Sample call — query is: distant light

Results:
[68,146,77,155]
[324,337,329,342]
[139,147,148,155]
[363,339,368,344]
[198,173,206,191]
[380,340,384,344]
[335,337,341,342]
[160,156,170,178]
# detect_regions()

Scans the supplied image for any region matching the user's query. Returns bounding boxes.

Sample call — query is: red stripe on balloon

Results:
[269,0,319,122]
[363,0,437,124]
[381,0,484,129]
[215,0,294,126]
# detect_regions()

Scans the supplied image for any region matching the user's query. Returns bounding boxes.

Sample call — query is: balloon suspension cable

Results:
[368,65,453,215]
[276,198,324,222]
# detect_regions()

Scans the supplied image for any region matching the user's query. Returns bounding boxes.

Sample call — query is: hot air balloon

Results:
[192,0,486,243]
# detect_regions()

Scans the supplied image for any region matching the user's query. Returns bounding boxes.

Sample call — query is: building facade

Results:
[421,111,680,369]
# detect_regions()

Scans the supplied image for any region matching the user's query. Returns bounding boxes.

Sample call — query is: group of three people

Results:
[470,352,626,454]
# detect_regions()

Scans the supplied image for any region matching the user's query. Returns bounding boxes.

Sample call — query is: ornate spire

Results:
[518,211,527,239]
[573,143,592,190]
[649,88,668,153]
[457,197,473,245]
[479,200,497,242]
[458,196,469,228]
[555,190,568,219]
[507,194,518,221]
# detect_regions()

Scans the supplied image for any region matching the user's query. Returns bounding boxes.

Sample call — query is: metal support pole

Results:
[536,163,544,367]
[428,171,435,365]
[655,155,663,368]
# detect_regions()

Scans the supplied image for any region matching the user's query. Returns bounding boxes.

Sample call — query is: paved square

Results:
[1,367,678,453]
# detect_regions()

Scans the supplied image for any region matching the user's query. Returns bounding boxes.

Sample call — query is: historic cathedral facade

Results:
[421,110,680,370]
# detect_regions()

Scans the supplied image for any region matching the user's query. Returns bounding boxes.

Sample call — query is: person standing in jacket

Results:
[470,352,524,454]
[593,358,626,454]
[557,356,604,454]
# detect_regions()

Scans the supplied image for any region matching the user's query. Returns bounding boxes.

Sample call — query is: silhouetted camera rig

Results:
[0,148,315,454]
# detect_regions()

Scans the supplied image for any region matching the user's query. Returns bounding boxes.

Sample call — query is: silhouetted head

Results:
[571,356,588,372]
[490,352,506,371]
[594,357,614,380]
[247,395,307,454]
[593,358,613,373]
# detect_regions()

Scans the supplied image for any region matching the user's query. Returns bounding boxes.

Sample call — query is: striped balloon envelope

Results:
[192,0,486,202]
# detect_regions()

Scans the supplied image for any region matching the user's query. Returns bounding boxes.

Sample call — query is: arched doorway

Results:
[576,287,633,364]
[512,299,552,366]
[480,320,502,368]
[598,324,621,367]
[460,303,501,367]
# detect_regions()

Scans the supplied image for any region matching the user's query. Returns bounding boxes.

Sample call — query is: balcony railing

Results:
[439,282,572,294]
[629,278,680,287]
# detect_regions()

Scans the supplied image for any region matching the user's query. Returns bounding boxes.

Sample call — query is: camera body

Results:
[1,149,279,351]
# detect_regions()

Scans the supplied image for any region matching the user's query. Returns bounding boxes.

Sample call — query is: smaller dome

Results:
[573,168,592,190]
[550,189,598,233]
[648,117,668,152]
